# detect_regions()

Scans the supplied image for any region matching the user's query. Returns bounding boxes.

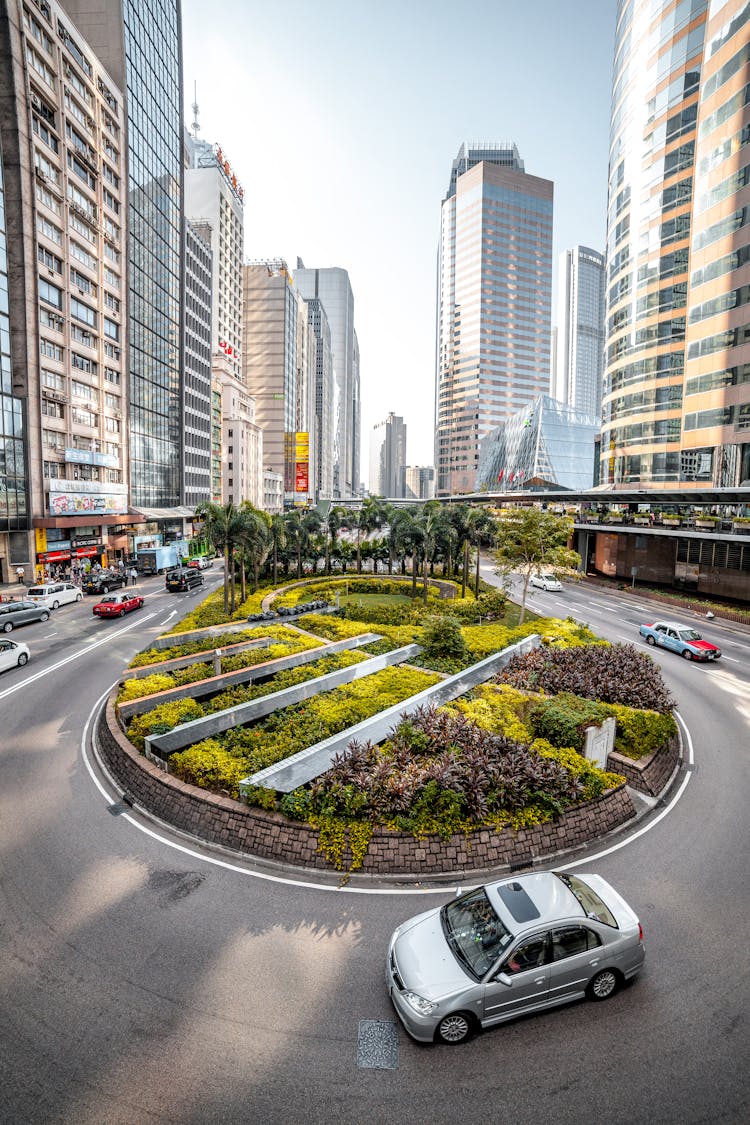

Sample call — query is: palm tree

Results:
[267,514,286,585]
[417,502,443,603]
[194,500,251,614]
[240,504,271,595]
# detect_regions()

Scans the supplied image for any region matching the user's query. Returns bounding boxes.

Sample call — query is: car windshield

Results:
[440,888,513,980]
[555,873,618,927]
[676,629,702,642]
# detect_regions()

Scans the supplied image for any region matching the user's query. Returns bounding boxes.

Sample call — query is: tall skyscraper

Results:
[553,245,605,419]
[293,264,360,498]
[184,129,244,381]
[304,295,334,500]
[435,142,554,496]
[60,0,185,510]
[182,220,212,506]
[369,412,406,497]
[242,260,314,507]
[682,0,750,486]
[0,0,129,579]
[602,0,707,487]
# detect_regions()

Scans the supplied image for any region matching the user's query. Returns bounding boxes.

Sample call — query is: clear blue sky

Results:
[182,0,616,472]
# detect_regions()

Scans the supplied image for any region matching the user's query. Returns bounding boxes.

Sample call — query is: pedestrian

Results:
[15,565,24,585]
[129,567,138,586]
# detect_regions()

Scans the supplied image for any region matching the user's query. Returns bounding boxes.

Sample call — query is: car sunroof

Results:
[496,883,541,923]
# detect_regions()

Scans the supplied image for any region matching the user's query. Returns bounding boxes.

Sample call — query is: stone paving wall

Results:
[98,694,638,874]
[608,735,680,798]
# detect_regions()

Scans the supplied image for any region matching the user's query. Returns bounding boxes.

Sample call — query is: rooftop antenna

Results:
[191,81,200,138]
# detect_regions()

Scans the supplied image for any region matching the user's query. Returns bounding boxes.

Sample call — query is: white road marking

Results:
[0,612,158,700]
[46,632,58,638]
[81,689,696,897]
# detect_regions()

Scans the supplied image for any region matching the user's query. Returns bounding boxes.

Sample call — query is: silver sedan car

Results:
[386,871,645,1044]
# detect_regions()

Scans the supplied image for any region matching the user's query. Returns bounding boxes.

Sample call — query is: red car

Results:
[92,591,144,618]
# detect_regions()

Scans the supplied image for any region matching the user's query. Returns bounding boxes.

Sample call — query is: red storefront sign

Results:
[73,545,99,557]
[37,550,72,563]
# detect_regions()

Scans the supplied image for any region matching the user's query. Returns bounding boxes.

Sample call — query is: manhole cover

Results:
[357,1019,399,1069]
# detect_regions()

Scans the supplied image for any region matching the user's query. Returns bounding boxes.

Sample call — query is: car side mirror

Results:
[494,972,513,987]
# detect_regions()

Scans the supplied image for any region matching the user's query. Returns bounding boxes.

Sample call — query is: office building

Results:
[0,0,129,579]
[217,356,262,509]
[293,263,360,499]
[602,0,707,487]
[403,466,435,501]
[682,0,750,486]
[476,395,599,492]
[435,142,554,496]
[60,0,185,511]
[182,220,212,507]
[242,261,314,507]
[553,245,605,419]
[185,128,244,382]
[304,295,334,501]
[369,412,406,497]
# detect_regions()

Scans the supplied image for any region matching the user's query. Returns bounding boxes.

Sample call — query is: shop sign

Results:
[64,448,119,469]
[73,545,100,558]
[73,536,101,547]
[48,493,128,516]
[38,549,72,563]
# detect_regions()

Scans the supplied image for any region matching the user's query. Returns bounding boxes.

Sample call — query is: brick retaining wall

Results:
[98,694,637,874]
[608,735,680,798]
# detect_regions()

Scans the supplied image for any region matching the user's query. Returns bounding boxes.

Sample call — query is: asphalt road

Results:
[1,570,748,1124]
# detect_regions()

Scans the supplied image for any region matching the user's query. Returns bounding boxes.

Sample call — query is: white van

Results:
[26,582,83,609]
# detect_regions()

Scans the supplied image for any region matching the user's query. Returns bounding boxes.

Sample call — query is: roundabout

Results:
[1,573,748,1123]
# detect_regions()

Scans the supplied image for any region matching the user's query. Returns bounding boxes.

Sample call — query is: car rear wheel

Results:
[587,968,619,1001]
[435,1011,474,1045]
[52,600,59,609]
[18,653,28,666]
[681,648,694,660]
[101,585,110,593]
[646,635,656,646]
[3,621,12,632]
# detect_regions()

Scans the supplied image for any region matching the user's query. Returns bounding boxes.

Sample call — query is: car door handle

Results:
[534,977,546,985]
[589,959,600,966]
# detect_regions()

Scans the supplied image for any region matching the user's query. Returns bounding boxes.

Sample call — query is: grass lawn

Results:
[337,592,414,608]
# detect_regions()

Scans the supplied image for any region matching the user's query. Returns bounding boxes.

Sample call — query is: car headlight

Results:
[403,991,436,1016]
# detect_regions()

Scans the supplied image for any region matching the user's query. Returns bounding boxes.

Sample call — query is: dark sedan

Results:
[82,572,128,595]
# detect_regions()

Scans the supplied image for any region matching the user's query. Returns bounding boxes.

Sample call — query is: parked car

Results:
[638,620,721,661]
[92,591,145,618]
[530,573,562,591]
[0,599,51,632]
[187,556,213,570]
[82,572,128,595]
[26,581,82,609]
[386,870,645,1045]
[0,638,30,672]
[165,567,204,592]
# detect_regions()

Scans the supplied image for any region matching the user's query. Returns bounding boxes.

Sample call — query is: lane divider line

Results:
[0,612,158,701]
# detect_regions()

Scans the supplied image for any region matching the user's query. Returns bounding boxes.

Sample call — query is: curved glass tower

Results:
[602,0,709,486]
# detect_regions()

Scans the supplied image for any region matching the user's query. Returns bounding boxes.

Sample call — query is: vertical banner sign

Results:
[35,528,47,554]
[295,432,309,495]
[284,432,295,493]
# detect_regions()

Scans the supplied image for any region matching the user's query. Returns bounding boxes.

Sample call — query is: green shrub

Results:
[498,642,675,713]
[607,703,677,760]
[128,698,205,750]
[421,615,468,662]
[170,739,248,797]
[528,693,612,753]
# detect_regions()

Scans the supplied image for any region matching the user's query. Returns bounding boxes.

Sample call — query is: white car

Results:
[530,573,562,591]
[26,581,82,609]
[0,638,30,672]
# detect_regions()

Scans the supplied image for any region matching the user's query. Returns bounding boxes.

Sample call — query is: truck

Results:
[136,544,188,575]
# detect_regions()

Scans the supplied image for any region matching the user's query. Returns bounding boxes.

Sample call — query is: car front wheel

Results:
[40,611,50,622]
[75,593,82,602]
[646,635,656,646]
[681,648,694,660]
[587,968,619,1001]
[18,653,28,666]
[101,585,110,593]
[435,1011,474,1045]
[118,609,126,617]
[2,621,12,632]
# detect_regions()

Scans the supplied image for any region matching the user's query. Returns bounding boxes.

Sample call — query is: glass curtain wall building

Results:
[61,0,184,508]
[682,0,750,485]
[553,245,606,419]
[435,143,554,497]
[601,0,709,486]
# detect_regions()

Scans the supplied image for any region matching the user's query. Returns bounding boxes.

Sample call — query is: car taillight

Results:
[638,922,643,942]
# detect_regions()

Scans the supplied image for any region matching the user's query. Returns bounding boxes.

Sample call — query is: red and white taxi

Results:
[92,591,145,619]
